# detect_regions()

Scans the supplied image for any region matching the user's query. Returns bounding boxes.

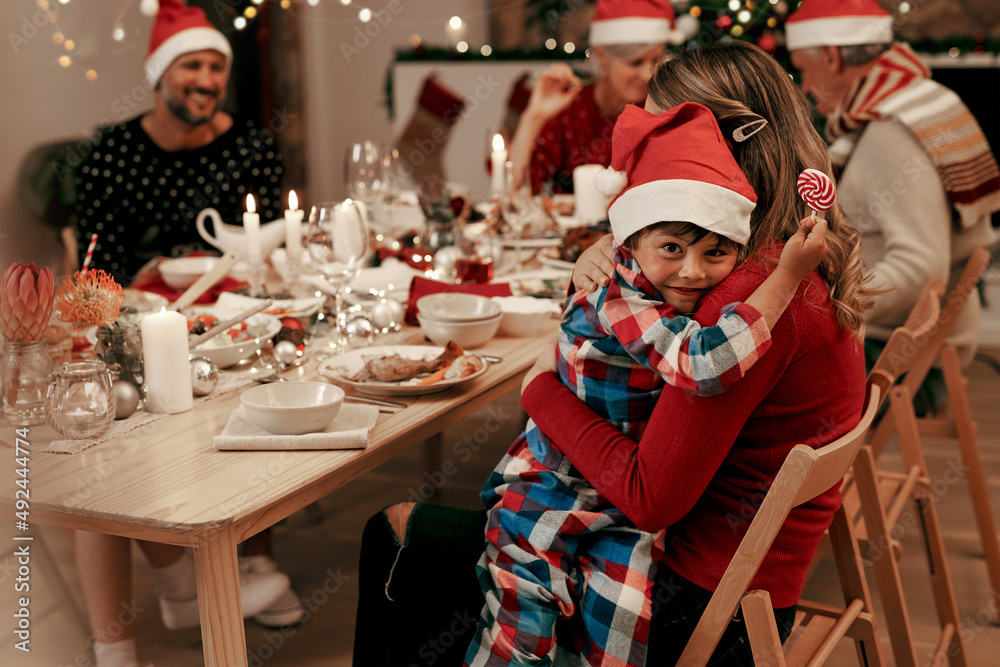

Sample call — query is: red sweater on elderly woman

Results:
[522,255,867,608]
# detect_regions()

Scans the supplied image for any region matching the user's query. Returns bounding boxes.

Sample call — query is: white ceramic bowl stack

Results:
[415,293,502,348]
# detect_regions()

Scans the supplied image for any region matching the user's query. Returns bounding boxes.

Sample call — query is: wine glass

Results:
[500,161,530,273]
[307,200,370,355]
[344,141,382,207]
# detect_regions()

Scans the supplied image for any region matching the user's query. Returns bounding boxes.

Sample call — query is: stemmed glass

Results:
[344,141,382,208]
[500,161,530,273]
[307,200,370,355]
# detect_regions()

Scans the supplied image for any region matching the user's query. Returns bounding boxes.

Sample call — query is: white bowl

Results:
[417,312,501,348]
[493,296,560,337]
[187,311,282,368]
[159,256,220,291]
[240,381,345,435]
[416,293,502,322]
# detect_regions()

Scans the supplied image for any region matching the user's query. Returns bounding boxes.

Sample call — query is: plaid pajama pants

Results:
[464,428,665,667]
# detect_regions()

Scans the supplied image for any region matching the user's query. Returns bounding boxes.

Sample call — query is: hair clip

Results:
[732,118,768,142]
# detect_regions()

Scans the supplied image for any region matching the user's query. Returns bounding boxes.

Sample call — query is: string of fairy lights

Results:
[30,0,997,82]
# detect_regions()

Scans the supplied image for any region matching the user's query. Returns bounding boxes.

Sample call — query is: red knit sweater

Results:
[529,84,617,194]
[522,259,866,607]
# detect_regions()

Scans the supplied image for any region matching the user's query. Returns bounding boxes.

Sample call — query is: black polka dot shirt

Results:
[74,115,284,284]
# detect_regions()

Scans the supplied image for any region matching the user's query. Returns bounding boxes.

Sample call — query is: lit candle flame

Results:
[492,133,504,152]
[246,194,256,214]
[289,190,298,210]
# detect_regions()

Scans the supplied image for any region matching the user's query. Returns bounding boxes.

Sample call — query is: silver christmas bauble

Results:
[343,313,375,347]
[274,340,299,366]
[371,300,396,329]
[113,380,140,419]
[190,356,219,396]
[432,245,464,276]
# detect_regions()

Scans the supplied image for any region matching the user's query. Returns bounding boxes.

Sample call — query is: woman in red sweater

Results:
[353,42,874,667]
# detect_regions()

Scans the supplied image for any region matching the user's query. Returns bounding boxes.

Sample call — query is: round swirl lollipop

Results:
[797,168,836,218]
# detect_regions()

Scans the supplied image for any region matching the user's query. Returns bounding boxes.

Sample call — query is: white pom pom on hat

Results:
[606,103,757,246]
[595,167,628,197]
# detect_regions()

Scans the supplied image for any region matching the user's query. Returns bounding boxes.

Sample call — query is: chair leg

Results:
[892,385,969,667]
[935,344,1000,613]
[741,591,786,667]
[852,445,919,667]
[826,504,886,667]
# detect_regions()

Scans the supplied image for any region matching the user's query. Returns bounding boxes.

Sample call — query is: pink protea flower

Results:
[0,262,56,342]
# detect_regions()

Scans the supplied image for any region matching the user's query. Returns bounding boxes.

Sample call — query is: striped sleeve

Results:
[597,281,772,396]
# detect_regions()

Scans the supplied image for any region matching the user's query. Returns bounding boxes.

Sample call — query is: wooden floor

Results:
[3,350,999,666]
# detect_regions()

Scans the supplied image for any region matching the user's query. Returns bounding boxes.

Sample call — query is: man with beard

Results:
[72,4,298,667]
[73,0,283,284]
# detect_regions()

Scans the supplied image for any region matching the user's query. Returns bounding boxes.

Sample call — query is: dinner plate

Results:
[317,345,489,396]
[463,222,563,249]
[121,288,169,313]
[214,292,326,319]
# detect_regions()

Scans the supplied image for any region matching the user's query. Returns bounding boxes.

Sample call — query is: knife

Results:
[343,394,408,411]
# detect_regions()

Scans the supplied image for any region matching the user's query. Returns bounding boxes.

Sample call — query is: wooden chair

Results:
[675,370,892,667]
[866,247,1000,615]
[837,280,969,666]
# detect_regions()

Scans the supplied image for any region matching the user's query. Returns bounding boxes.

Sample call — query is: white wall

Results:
[299,0,489,203]
[1,0,157,275]
[0,0,489,275]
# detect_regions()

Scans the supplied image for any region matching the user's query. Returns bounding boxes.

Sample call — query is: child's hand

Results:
[777,217,828,281]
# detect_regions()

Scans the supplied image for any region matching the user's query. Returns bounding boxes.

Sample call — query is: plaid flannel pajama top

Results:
[465,248,772,667]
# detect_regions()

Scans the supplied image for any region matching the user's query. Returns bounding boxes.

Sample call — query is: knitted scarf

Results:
[826,42,1000,229]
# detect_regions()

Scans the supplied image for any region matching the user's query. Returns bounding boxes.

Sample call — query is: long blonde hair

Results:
[647,41,875,335]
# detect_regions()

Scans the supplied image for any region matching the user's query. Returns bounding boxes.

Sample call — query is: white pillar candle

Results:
[244,194,262,265]
[572,164,613,224]
[284,190,303,260]
[490,134,507,196]
[140,307,193,414]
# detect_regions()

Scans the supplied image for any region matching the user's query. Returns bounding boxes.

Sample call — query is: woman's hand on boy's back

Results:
[777,217,828,282]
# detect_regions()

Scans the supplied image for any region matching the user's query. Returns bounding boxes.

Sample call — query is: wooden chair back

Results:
[675,370,892,667]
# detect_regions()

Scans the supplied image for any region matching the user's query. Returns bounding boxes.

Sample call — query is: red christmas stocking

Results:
[395,75,465,188]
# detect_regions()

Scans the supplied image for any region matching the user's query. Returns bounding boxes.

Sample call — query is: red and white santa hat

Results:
[785,0,894,51]
[596,102,756,246]
[589,0,676,47]
[144,0,232,87]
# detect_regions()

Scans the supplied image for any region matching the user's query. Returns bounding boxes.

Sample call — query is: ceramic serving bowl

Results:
[493,296,560,337]
[240,381,345,435]
[417,312,502,348]
[159,256,220,291]
[186,310,282,368]
[416,293,502,322]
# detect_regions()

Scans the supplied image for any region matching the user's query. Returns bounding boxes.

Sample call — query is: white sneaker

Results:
[239,555,306,628]
[157,559,290,630]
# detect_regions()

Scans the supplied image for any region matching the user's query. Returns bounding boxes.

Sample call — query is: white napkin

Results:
[213,403,379,451]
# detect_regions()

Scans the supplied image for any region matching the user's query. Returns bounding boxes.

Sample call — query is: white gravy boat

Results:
[196,208,287,258]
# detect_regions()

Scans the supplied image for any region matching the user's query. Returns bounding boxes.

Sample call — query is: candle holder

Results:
[46,359,115,439]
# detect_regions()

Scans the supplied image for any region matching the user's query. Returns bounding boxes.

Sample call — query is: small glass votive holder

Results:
[46,359,116,439]
[96,321,145,407]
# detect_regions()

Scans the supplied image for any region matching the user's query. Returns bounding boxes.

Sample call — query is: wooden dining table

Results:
[0,322,558,666]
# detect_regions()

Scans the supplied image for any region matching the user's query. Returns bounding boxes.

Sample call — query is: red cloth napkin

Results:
[131,276,249,305]
[406,276,513,326]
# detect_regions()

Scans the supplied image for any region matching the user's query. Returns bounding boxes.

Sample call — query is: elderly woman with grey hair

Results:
[507,0,677,194]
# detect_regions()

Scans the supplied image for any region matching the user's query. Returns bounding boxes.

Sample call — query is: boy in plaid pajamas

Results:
[465,102,828,667]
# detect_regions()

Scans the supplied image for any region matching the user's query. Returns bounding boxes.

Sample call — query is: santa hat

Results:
[597,103,756,246]
[590,0,676,47]
[785,0,894,51]
[144,0,232,87]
